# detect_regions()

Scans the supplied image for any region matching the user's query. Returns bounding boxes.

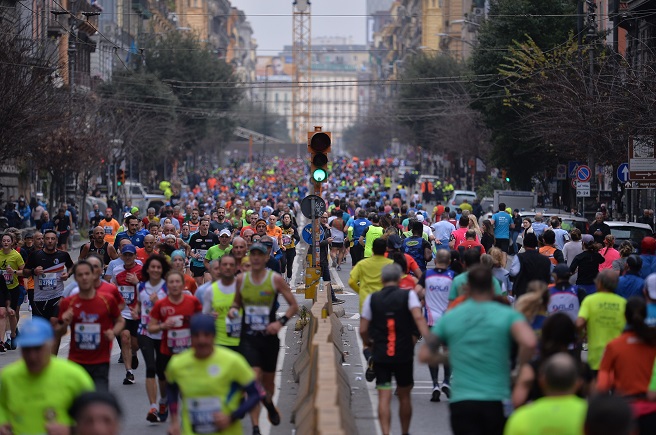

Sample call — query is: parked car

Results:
[448,190,477,208]
[605,221,654,249]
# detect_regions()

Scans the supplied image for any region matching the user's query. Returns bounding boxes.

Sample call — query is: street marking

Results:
[331,266,357,295]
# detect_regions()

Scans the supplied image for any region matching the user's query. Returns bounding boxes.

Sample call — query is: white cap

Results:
[219,229,231,237]
[416,214,424,222]
[235,200,243,205]
[646,273,656,300]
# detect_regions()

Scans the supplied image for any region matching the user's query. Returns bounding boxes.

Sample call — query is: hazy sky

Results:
[231,0,367,54]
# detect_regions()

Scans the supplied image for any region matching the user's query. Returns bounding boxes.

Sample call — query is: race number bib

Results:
[0,270,12,284]
[118,286,135,304]
[167,328,191,354]
[282,234,292,246]
[196,249,208,259]
[225,315,242,338]
[187,397,221,434]
[103,226,113,235]
[38,273,58,291]
[74,323,101,350]
[245,306,269,332]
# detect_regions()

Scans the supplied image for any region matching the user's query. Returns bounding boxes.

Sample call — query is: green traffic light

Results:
[312,168,327,183]
[117,181,122,186]
[505,177,510,182]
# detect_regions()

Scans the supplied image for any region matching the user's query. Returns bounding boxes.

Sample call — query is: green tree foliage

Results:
[470,0,577,188]
[142,32,243,146]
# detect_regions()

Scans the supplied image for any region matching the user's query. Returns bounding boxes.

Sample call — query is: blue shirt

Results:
[532,222,548,237]
[647,303,656,327]
[351,218,372,240]
[492,211,511,239]
[616,273,645,299]
[114,230,145,249]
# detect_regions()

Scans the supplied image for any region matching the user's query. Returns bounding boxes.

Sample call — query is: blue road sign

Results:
[617,163,629,182]
[302,224,324,245]
[568,161,582,178]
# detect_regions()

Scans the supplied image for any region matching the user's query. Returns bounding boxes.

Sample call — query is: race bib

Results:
[118,285,135,304]
[38,273,58,291]
[187,397,221,434]
[0,270,12,284]
[282,234,292,246]
[196,249,208,259]
[167,328,191,353]
[245,306,269,332]
[225,315,242,338]
[103,226,113,235]
[74,323,101,350]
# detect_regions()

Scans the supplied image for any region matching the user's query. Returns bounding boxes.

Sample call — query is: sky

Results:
[231,0,367,54]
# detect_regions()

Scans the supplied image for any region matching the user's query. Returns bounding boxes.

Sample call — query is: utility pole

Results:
[263,64,273,156]
[584,0,598,219]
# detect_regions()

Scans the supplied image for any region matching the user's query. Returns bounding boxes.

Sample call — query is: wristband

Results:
[278,315,289,326]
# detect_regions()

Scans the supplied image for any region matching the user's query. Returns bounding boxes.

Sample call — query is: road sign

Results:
[576,165,592,182]
[556,164,567,180]
[301,224,324,245]
[570,179,577,189]
[568,161,582,178]
[576,181,590,197]
[625,181,656,189]
[617,163,629,183]
[300,195,326,219]
[629,136,656,180]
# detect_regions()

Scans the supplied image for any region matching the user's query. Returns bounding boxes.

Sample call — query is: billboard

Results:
[256,56,293,80]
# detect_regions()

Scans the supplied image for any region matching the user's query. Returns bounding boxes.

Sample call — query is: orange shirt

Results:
[266,225,283,242]
[101,218,120,244]
[136,247,157,264]
[598,331,656,397]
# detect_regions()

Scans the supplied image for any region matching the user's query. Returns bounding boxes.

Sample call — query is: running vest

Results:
[539,246,559,266]
[548,284,580,321]
[369,286,415,364]
[211,281,240,347]
[240,271,277,336]
[402,236,426,269]
[88,241,111,266]
[281,227,296,249]
[352,218,371,240]
[364,226,384,258]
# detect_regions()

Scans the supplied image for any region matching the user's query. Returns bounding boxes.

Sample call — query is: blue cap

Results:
[190,314,216,335]
[171,249,186,260]
[121,244,137,254]
[16,317,54,348]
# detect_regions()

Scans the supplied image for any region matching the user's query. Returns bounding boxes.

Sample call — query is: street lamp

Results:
[263,64,273,156]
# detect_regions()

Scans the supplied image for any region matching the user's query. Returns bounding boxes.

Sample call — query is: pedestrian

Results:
[69,391,123,435]
[449,248,504,302]
[538,229,565,265]
[402,221,433,271]
[547,264,585,321]
[509,233,552,298]
[589,212,611,245]
[0,317,94,434]
[420,265,537,435]
[504,353,587,435]
[360,264,429,435]
[612,240,634,273]
[349,238,393,311]
[576,269,626,374]
[165,314,262,435]
[569,235,605,295]
[599,234,620,270]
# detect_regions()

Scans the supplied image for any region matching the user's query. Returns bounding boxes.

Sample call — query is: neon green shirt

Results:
[348,255,393,310]
[0,357,94,433]
[0,249,24,289]
[205,245,233,262]
[578,291,626,370]
[165,347,256,435]
[504,395,587,435]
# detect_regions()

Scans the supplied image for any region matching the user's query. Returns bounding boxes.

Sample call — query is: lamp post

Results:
[263,64,273,156]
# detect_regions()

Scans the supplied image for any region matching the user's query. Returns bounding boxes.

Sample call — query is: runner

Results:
[189,218,218,285]
[202,255,241,350]
[165,314,261,435]
[280,213,300,280]
[210,206,233,234]
[204,229,233,267]
[0,232,24,350]
[170,250,198,294]
[133,255,170,422]
[110,244,143,385]
[80,226,118,267]
[53,208,73,251]
[114,215,145,249]
[136,234,159,264]
[101,208,121,245]
[228,242,299,435]
[0,317,95,434]
[360,264,429,435]
[56,260,124,391]
[69,391,123,435]
[23,229,74,355]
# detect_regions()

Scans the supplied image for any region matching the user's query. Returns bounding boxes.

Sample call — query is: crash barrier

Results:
[291,295,358,434]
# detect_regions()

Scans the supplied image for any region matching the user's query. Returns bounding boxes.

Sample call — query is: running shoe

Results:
[132,354,139,370]
[365,356,376,382]
[336,265,341,271]
[0,342,6,353]
[158,402,168,422]
[430,386,441,402]
[332,298,345,305]
[123,371,135,385]
[146,407,160,423]
[252,426,262,435]
[263,399,281,426]
[441,383,451,399]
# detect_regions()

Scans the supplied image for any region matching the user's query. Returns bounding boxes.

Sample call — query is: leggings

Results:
[138,335,166,380]
[281,248,296,279]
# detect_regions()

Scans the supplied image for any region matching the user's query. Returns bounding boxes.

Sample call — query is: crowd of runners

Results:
[1,156,656,435]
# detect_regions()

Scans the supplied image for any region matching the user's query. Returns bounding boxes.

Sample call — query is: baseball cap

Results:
[246,210,254,216]
[646,274,656,300]
[387,234,403,250]
[16,317,53,348]
[131,207,139,214]
[219,229,231,237]
[123,212,132,220]
[249,242,268,254]
[235,200,243,205]
[190,314,216,335]
[121,244,137,254]
[553,264,571,279]
[416,214,424,222]
[581,234,595,244]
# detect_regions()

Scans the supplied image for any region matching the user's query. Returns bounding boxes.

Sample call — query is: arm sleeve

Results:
[230,381,262,421]
[166,382,180,415]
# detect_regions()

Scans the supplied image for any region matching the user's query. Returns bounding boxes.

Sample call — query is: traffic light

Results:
[117,169,125,186]
[308,127,331,191]
[501,169,510,182]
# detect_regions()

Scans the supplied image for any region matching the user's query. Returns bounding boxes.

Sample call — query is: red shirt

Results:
[112,263,143,314]
[97,281,125,308]
[135,247,157,264]
[451,228,468,248]
[385,252,420,276]
[150,295,202,355]
[399,275,417,291]
[59,292,121,365]
[598,331,656,397]
[460,239,486,254]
